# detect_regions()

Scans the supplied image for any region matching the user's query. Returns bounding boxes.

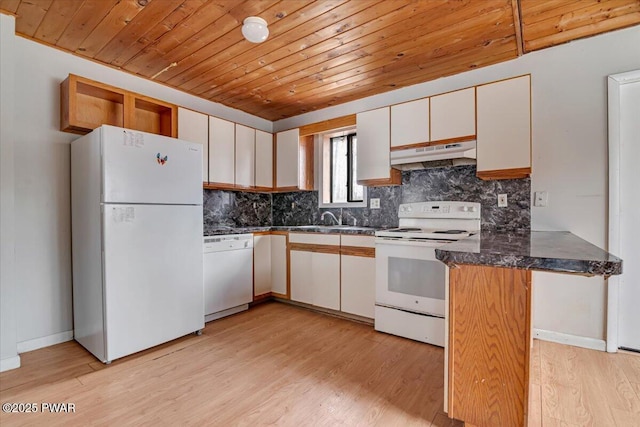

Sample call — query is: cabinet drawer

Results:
[340,235,375,248]
[289,233,340,246]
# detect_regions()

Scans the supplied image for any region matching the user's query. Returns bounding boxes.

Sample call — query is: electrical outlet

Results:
[498,194,508,208]
[291,202,295,209]
[370,198,380,209]
[534,191,548,207]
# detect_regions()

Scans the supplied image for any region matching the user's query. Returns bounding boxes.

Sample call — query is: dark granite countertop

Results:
[435,230,622,277]
[204,225,379,236]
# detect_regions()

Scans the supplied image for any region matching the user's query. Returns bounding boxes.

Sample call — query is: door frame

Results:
[606,69,640,353]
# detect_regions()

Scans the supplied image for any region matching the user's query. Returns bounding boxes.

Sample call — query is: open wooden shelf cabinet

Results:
[60,74,177,137]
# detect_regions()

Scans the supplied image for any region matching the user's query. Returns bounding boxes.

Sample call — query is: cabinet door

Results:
[391,98,430,147]
[253,235,271,297]
[290,250,313,305]
[430,88,475,142]
[177,108,209,183]
[276,128,299,188]
[341,254,375,318]
[271,234,287,296]
[209,116,235,185]
[312,252,341,311]
[235,124,255,188]
[255,130,273,189]
[357,107,400,184]
[476,75,531,177]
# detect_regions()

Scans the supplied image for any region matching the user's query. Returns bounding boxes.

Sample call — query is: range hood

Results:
[390,140,476,170]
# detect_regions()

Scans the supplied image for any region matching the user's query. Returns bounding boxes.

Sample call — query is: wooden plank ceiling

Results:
[2,0,639,121]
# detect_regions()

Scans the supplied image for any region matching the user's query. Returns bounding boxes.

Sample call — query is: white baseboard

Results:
[17,330,74,353]
[534,328,606,351]
[0,355,21,372]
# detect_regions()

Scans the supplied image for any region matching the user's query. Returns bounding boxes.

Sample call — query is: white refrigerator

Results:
[71,125,204,363]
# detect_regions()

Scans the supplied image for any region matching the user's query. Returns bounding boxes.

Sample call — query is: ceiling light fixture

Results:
[242,17,269,43]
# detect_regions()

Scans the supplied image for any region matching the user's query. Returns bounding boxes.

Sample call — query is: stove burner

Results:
[391,227,422,232]
[432,229,468,234]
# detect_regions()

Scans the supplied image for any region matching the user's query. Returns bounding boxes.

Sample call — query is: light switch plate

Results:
[370,198,380,209]
[534,191,548,207]
[498,194,508,208]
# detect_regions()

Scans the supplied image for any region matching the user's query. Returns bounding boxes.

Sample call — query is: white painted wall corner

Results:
[16,330,74,354]
[0,356,21,373]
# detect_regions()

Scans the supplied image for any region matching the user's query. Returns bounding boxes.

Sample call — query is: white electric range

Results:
[374,201,481,347]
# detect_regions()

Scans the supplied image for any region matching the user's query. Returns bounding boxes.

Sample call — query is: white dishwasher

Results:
[203,234,253,322]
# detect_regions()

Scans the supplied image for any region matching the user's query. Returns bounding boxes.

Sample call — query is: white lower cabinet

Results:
[253,233,288,298]
[311,252,340,310]
[255,232,375,316]
[270,234,287,296]
[341,256,375,318]
[289,233,340,310]
[253,234,271,297]
[290,251,340,310]
[340,235,375,318]
[290,250,314,305]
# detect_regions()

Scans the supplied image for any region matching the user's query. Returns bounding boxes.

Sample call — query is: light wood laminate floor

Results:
[1,302,639,426]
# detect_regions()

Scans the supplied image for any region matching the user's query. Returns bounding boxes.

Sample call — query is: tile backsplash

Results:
[204,165,530,232]
[401,165,530,231]
[203,190,271,235]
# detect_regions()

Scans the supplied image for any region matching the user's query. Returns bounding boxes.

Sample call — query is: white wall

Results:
[0,14,20,371]
[275,25,640,342]
[1,18,271,352]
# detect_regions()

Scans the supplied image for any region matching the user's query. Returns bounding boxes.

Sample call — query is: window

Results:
[320,130,366,207]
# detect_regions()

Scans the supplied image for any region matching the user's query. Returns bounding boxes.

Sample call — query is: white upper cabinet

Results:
[255,130,273,189]
[430,87,476,142]
[208,116,235,185]
[235,124,255,188]
[476,75,531,178]
[390,98,430,147]
[276,128,300,188]
[177,107,209,182]
[356,107,400,185]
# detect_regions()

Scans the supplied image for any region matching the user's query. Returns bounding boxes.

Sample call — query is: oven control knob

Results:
[406,206,412,212]
[461,206,469,212]
[469,206,477,212]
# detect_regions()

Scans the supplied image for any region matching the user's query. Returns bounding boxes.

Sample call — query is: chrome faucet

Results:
[320,211,341,225]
